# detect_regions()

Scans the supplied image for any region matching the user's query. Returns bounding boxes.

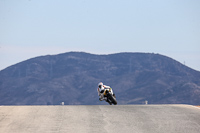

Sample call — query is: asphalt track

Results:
[0,105,200,133]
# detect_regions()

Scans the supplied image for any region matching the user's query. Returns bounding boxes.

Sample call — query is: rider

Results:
[97,82,115,102]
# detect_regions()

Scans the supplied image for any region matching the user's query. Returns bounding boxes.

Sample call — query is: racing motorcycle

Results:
[103,88,117,105]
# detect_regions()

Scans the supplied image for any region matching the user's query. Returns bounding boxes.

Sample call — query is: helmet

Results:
[98,82,103,88]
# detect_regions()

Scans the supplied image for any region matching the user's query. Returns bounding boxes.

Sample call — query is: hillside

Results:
[0,52,200,105]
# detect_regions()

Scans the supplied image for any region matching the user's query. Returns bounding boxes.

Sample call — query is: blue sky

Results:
[0,0,200,71]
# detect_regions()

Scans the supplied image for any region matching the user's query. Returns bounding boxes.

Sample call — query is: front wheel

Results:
[107,93,117,105]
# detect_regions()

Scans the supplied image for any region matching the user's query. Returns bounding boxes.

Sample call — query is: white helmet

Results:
[98,82,103,88]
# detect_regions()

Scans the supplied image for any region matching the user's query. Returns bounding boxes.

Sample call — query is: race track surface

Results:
[0,105,200,133]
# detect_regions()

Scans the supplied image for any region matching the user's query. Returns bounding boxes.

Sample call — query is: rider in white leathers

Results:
[97,82,115,102]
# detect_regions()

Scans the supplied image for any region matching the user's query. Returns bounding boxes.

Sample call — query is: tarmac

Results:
[0,105,200,133]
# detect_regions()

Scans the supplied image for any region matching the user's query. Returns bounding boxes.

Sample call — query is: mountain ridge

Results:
[0,52,200,105]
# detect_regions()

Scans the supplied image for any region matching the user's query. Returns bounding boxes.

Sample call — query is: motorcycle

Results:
[102,88,117,105]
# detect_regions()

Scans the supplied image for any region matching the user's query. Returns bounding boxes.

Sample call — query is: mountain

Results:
[0,52,200,105]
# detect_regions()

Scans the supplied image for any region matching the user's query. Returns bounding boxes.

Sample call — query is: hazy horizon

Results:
[1,0,199,71]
